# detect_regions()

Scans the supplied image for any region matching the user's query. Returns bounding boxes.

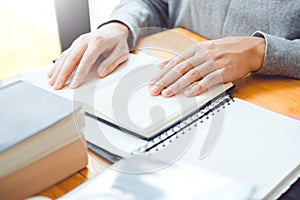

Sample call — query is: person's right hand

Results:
[48,22,130,90]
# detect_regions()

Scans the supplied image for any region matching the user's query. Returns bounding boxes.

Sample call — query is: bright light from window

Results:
[0,0,60,79]
[0,0,57,32]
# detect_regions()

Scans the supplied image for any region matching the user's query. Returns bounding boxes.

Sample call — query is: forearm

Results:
[253,31,300,79]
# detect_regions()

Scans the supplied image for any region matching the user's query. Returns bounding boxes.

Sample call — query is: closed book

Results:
[0,137,88,200]
[0,80,87,199]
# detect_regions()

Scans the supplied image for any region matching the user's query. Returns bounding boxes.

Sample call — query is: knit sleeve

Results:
[252,31,300,79]
[101,0,169,49]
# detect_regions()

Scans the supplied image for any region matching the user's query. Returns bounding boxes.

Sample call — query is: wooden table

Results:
[39,28,300,199]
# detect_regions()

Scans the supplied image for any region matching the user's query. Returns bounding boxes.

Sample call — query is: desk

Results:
[26,28,300,198]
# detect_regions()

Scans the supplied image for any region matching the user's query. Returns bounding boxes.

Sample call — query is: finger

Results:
[152,57,199,96]
[151,50,210,97]
[69,45,106,89]
[161,61,212,97]
[48,50,70,86]
[184,69,224,97]
[47,64,57,78]
[53,45,87,89]
[97,46,128,77]
[98,53,128,78]
[159,57,173,69]
[48,57,65,79]
[49,38,82,80]
[148,56,187,90]
[151,57,181,82]
[149,47,197,88]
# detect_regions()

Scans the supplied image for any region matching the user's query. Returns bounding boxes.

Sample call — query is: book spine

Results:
[132,94,234,154]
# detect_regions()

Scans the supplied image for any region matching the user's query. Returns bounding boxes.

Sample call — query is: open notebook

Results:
[66,97,300,200]
[25,53,233,140]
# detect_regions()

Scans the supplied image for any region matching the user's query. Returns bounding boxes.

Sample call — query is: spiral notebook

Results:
[83,94,234,159]
[84,94,300,200]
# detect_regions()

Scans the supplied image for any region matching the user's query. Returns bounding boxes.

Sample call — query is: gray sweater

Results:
[107,0,300,79]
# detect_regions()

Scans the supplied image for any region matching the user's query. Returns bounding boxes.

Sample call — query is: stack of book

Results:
[0,81,88,200]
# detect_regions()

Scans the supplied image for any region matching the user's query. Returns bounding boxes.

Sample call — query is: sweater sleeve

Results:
[252,31,300,79]
[104,0,169,49]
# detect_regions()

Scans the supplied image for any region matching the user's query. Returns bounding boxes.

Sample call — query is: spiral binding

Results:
[132,94,234,155]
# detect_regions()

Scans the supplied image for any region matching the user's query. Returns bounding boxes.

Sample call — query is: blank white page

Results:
[160,98,300,199]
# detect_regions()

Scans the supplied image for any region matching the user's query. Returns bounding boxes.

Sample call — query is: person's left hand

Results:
[149,36,265,97]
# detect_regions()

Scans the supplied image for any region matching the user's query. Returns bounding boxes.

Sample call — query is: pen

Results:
[52,58,57,63]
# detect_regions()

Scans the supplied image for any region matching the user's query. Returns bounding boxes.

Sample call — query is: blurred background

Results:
[0,0,119,79]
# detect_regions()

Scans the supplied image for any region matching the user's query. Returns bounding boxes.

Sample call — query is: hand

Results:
[149,36,265,97]
[48,22,129,90]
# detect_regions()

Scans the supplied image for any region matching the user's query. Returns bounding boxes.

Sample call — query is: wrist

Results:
[97,21,129,39]
[251,37,266,72]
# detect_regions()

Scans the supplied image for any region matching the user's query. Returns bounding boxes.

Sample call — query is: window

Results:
[0,0,121,80]
[89,0,120,30]
[0,0,60,79]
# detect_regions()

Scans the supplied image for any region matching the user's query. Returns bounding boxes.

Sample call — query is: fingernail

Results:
[49,78,55,86]
[162,88,173,97]
[53,80,62,89]
[159,62,166,68]
[149,85,161,95]
[69,79,79,88]
[98,68,107,78]
[148,80,156,88]
[167,59,176,67]
[101,71,108,77]
[184,90,194,97]
[53,81,59,89]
